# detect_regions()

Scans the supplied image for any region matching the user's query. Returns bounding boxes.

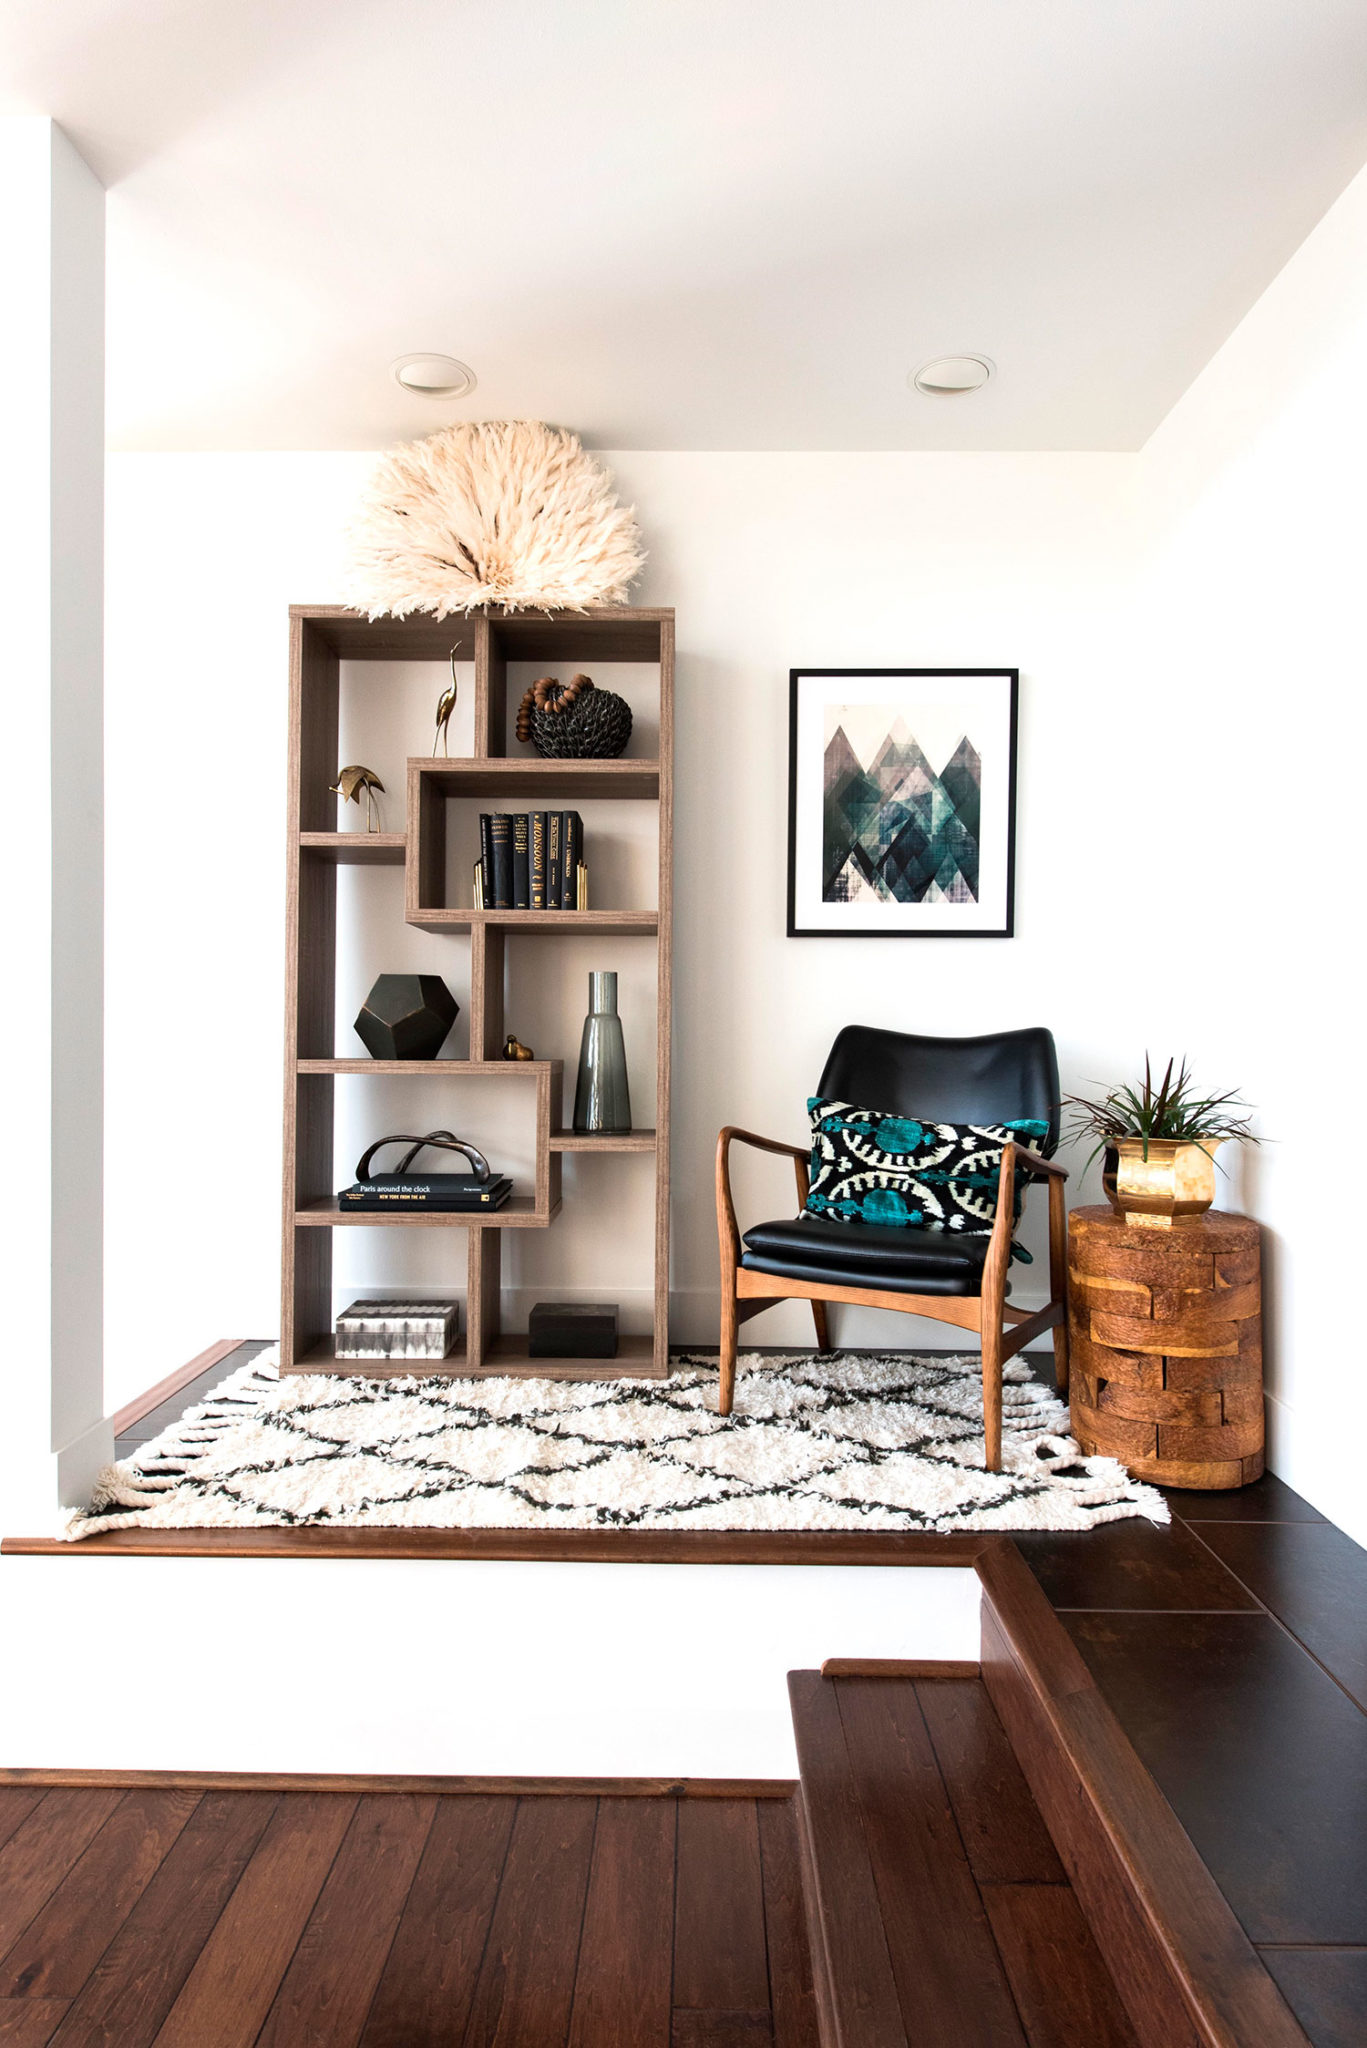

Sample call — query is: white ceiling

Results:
[4,0,1367,451]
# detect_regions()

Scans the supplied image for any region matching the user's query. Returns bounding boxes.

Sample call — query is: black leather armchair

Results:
[715,1025,1069,1470]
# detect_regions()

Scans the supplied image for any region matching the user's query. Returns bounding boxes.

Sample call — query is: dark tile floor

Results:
[1012,1461,1367,2048]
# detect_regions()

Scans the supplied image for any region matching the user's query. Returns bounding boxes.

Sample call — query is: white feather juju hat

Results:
[344,419,646,618]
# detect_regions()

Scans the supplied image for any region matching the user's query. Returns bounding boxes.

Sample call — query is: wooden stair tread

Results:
[788,1669,1140,2048]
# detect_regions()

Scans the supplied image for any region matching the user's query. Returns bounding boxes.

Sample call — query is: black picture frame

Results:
[786,668,1018,938]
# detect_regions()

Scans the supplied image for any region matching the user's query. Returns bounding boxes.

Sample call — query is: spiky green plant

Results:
[1062,1056,1257,1171]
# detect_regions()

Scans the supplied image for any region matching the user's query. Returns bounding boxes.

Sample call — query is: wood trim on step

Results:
[0,1768,796,1797]
[975,1539,1309,2048]
[107,1338,245,1438]
[818,1658,980,1679]
[0,1527,990,1561]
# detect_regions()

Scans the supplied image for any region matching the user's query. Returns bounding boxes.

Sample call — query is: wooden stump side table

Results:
[1067,1205,1264,1489]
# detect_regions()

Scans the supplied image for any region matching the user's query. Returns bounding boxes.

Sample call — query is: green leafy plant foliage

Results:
[1062,1055,1257,1170]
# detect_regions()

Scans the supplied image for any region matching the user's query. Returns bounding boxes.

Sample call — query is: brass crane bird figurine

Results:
[434,648,460,756]
[331,764,385,833]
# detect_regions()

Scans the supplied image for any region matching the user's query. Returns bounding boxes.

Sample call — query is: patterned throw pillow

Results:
[805,1099,1050,1243]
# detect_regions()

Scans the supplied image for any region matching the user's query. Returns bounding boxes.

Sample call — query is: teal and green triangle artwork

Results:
[823,718,981,904]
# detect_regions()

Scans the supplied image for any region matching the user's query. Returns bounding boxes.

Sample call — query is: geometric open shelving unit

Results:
[281,602,674,1380]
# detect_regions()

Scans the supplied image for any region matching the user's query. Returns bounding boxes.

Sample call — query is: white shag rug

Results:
[66,1349,1167,1540]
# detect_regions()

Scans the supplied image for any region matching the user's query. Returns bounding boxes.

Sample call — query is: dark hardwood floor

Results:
[31,1343,1367,2048]
[790,1670,1138,2048]
[0,1789,817,2048]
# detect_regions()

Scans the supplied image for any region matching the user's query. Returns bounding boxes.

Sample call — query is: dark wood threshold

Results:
[1,1526,989,1561]
[0,1768,795,1797]
[107,1335,245,1438]
[819,1657,980,1678]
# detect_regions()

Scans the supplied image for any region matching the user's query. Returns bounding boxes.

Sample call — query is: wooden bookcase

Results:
[281,604,674,1379]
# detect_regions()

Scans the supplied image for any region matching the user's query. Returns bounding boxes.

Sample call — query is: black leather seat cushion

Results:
[741,1214,996,1298]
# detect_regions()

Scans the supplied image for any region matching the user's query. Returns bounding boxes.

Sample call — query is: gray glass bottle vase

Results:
[573,971,632,1134]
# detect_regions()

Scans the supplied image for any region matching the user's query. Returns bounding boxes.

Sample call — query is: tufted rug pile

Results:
[69,1343,1172,1540]
[65,1348,1166,1539]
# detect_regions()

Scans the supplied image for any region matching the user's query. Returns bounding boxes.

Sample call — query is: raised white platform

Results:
[1,1555,979,1778]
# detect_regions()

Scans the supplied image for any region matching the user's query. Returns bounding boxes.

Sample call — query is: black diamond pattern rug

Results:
[65,1348,1166,1538]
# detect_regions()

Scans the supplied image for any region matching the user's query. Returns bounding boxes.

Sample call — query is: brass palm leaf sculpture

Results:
[331,765,385,833]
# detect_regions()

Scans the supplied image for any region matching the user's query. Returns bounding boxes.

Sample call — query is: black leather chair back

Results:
[816,1025,1061,1152]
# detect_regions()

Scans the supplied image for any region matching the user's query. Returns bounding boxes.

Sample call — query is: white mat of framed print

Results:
[787,669,1018,938]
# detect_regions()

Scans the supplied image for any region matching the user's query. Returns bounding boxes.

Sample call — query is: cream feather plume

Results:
[344,419,646,618]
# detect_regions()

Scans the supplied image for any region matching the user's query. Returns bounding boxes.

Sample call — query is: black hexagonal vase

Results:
[354,975,459,1060]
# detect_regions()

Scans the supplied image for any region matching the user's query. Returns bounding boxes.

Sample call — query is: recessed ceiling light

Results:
[391,353,477,398]
[911,355,994,395]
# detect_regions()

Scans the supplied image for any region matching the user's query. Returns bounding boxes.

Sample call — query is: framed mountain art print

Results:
[787,668,1018,938]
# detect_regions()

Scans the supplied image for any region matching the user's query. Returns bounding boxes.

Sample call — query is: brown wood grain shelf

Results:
[407,908,659,934]
[549,1130,657,1152]
[298,832,407,864]
[297,1058,560,1078]
[283,605,673,1380]
[295,1196,556,1228]
[291,603,670,663]
[293,1339,469,1377]
[409,758,660,799]
[480,1333,662,1378]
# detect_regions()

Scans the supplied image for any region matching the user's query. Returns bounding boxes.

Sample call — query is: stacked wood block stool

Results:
[1067,1205,1264,1488]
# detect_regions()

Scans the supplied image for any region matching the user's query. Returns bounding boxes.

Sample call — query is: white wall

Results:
[1126,165,1367,1540]
[104,447,1135,1393]
[101,161,1367,1543]
[0,1558,978,1777]
[0,118,109,1530]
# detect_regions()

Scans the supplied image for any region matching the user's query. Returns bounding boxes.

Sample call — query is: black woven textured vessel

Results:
[528,683,633,759]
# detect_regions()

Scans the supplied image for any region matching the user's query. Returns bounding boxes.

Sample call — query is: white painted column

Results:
[0,118,108,1529]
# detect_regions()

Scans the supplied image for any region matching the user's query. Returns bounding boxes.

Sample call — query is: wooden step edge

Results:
[787,1670,911,2048]
[0,1768,797,1797]
[819,1658,980,1679]
[974,1539,1312,2048]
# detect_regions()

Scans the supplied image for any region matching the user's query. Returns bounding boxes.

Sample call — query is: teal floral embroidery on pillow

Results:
[805,1098,1050,1255]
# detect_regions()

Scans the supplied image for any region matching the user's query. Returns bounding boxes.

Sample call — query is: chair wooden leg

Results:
[982,1321,1003,1473]
[811,1297,830,1350]
[719,1264,739,1415]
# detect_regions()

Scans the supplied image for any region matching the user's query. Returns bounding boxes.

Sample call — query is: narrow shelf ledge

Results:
[408,909,658,934]
[291,1340,468,1377]
[297,1059,561,1078]
[549,1130,657,1152]
[295,1196,557,1228]
[299,832,406,865]
[410,758,660,800]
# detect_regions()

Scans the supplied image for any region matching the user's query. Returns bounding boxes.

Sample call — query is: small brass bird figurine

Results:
[331,764,385,833]
[434,648,459,756]
[503,1033,535,1061]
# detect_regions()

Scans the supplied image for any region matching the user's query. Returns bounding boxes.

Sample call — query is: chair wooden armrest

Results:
[1014,1144,1068,1181]
[716,1126,810,1267]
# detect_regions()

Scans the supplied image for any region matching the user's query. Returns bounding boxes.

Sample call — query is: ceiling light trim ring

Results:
[391,353,478,398]
[910,354,994,396]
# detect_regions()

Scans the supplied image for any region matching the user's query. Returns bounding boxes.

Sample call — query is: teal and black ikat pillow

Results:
[805,1099,1050,1244]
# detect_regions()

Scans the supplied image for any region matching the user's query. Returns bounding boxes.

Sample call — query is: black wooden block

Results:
[528,1302,619,1357]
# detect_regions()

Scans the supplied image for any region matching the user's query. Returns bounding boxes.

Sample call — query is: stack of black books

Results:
[477,812,584,910]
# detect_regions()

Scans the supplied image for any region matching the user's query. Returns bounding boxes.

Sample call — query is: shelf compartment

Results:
[295,1196,557,1228]
[480,1332,664,1379]
[299,832,407,865]
[549,1130,657,1152]
[408,909,659,934]
[410,758,660,800]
